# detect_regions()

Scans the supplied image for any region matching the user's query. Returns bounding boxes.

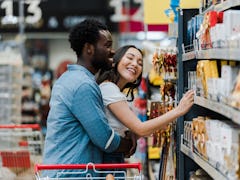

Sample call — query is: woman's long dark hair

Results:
[96,45,143,101]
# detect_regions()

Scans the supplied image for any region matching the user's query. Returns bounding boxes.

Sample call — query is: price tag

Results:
[148,146,160,159]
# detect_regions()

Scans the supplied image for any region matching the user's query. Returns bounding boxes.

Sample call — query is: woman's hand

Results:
[176,90,195,116]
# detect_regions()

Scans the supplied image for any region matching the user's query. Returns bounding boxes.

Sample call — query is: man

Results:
[42,18,135,178]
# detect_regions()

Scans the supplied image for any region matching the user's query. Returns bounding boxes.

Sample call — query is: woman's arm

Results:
[108,90,194,137]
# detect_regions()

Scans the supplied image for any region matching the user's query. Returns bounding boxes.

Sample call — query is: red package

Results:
[217,11,224,23]
[207,11,218,27]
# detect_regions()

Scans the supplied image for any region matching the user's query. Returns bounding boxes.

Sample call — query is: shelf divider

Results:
[194,96,240,125]
[182,48,240,61]
[181,139,227,180]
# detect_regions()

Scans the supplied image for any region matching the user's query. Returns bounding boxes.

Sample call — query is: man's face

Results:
[91,30,114,70]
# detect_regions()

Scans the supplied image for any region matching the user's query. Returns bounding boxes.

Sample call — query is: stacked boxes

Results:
[196,60,219,98]
[205,119,240,179]
[187,14,204,48]
[195,59,240,106]
[229,71,240,109]
[184,117,240,179]
[192,116,209,159]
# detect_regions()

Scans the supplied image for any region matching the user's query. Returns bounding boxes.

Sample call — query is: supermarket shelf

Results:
[215,0,240,12]
[202,0,240,13]
[182,51,195,61]
[194,96,240,125]
[196,49,240,61]
[201,5,214,14]
[181,142,227,180]
[182,48,240,61]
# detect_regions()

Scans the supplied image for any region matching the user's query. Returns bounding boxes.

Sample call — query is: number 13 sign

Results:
[0,0,42,25]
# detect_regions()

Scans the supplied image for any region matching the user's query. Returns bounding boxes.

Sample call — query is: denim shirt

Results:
[42,64,120,178]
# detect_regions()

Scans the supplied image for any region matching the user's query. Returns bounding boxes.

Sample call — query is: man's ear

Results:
[84,43,94,55]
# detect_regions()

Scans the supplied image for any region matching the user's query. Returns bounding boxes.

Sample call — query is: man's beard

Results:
[91,55,112,71]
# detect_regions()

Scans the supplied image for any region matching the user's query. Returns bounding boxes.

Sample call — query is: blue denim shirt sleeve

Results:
[71,81,120,153]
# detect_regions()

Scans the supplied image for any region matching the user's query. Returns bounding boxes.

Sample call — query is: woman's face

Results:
[117,47,143,86]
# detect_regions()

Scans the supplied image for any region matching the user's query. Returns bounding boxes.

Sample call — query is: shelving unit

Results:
[176,2,240,179]
[182,51,196,61]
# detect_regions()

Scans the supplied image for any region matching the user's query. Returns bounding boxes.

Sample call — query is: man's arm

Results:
[71,82,120,152]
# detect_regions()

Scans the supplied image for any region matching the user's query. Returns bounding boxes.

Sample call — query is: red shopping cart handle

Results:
[0,124,41,130]
[35,163,142,173]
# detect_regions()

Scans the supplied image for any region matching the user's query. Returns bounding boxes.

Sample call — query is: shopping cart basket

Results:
[0,124,43,178]
[35,162,143,180]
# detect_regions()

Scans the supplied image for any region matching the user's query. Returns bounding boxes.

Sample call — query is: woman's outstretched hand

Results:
[176,90,195,116]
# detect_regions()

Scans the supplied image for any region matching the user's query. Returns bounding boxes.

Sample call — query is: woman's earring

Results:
[133,80,138,84]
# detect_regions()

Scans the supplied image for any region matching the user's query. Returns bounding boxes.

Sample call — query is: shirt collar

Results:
[67,64,95,80]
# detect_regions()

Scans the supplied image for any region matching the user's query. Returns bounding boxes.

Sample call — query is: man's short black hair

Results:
[68,18,108,57]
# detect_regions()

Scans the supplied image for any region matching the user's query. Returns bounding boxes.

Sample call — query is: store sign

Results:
[109,0,128,22]
[181,0,201,8]
[0,0,42,25]
[144,0,201,24]
[131,0,143,22]
[144,0,171,24]
[0,0,115,33]
[109,0,143,22]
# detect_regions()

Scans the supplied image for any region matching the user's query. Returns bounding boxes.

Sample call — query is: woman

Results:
[97,45,194,164]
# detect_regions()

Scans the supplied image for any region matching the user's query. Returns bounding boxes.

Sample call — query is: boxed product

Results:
[223,10,240,39]
[221,65,239,99]
[196,60,219,98]
[187,19,193,46]
[229,70,240,109]
[210,23,226,48]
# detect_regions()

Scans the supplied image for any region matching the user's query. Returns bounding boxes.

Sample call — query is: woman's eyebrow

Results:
[126,52,142,60]
[126,52,135,56]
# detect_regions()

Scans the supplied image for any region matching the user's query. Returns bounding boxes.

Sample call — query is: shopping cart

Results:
[35,162,143,180]
[0,124,43,178]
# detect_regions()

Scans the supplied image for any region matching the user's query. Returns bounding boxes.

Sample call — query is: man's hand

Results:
[114,131,137,158]
[124,131,137,158]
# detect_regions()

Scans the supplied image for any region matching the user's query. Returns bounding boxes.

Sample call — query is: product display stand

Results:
[149,46,178,179]
[176,3,240,179]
